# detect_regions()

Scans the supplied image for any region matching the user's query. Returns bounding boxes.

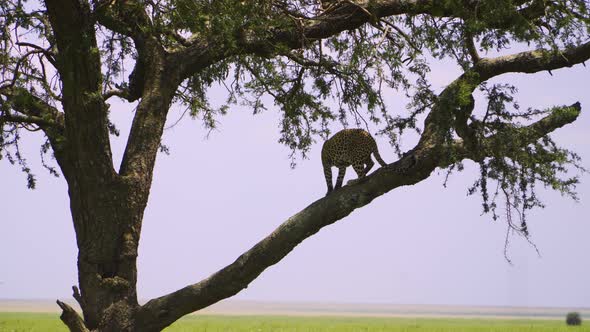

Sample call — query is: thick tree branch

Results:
[173,0,428,78]
[93,0,145,38]
[173,0,552,79]
[56,300,89,332]
[118,39,179,180]
[474,41,590,81]
[44,0,117,178]
[135,150,423,331]
[137,96,582,331]
[93,1,173,179]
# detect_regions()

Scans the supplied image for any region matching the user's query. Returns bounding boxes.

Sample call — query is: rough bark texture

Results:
[1,1,588,331]
[39,0,179,329]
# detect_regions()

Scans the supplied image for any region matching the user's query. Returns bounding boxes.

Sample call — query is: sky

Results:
[1,51,589,309]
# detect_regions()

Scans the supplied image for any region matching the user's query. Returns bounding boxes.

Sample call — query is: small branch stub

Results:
[56,300,89,332]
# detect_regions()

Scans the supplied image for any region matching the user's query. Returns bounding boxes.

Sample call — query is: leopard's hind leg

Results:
[347,162,367,186]
[352,162,367,178]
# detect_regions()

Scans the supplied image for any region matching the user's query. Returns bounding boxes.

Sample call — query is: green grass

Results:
[1,313,589,331]
[0,313,64,332]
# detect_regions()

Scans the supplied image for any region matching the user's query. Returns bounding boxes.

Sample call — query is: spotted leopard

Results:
[321,128,387,195]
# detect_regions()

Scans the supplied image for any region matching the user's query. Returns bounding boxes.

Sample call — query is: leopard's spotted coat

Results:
[321,129,387,195]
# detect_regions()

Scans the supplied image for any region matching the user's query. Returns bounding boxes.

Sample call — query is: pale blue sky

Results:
[1,56,589,308]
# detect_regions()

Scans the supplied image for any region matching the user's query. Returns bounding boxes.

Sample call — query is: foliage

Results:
[463,93,586,261]
[567,312,583,326]
[1,0,589,253]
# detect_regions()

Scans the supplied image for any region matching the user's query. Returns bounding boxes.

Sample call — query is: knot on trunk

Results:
[99,275,131,292]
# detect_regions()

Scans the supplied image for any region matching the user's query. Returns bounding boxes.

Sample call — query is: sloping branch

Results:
[479,102,581,158]
[135,151,424,331]
[117,43,178,180]
[92,1,178,179]
[136,99,580,331]
[136,38,590,330]
[92,0,147,38]
[515,103,582,141]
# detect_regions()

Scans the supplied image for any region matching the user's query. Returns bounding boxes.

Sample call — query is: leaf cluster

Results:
[1,0,589,240]
[1,0,60,187]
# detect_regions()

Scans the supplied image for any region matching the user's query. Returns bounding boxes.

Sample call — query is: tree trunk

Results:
[41,0,175,325]
[69,179,142,331]
[39,1,145,328]
[61,84,176,332]
[60,132,164,331]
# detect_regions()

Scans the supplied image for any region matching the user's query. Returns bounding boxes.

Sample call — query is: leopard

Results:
[321,128,387,195]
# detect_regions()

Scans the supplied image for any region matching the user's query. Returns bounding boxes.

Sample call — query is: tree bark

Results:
[41,0,178,329]
[59,50,177,332]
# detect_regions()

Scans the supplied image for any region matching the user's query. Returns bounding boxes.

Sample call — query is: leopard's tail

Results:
[373,145,387,167]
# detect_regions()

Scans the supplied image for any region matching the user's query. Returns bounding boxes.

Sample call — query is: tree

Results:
[1,0,589,331]
[566,312,583,326]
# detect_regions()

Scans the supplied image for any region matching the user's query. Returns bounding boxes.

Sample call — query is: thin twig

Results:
[379,19,422,54]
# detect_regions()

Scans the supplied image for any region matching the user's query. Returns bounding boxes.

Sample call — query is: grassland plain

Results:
[1,313,590,332]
